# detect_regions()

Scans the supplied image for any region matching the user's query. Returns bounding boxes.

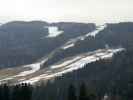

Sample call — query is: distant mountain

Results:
[0,22,133,84]
[42,22,133,68]
[0,21,95,68]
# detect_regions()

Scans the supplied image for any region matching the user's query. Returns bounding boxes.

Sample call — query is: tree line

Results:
[0,83,32,100]
[0,81,133,100]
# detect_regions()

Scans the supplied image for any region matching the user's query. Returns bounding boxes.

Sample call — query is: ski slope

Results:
[22,48,124,84]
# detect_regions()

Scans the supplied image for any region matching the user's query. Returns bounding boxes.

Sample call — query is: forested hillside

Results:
[0,21,95,68]
[0,48,133,100]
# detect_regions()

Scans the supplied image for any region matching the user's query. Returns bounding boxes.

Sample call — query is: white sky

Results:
[0,0,133,24]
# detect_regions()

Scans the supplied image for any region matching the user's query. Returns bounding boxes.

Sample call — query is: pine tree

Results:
[12,84,20,100]
[68,84,77,100]
[2,84,10,100]
[20,83,32,100]
[79,83,89,100]
[0,85,2,100]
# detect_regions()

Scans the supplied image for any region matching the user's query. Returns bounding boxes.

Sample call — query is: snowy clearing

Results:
[46,26,63,37]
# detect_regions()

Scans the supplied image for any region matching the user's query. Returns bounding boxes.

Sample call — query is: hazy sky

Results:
[0,0,133,24]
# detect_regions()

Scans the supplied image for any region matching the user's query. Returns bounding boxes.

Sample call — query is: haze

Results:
[0,0,133,24]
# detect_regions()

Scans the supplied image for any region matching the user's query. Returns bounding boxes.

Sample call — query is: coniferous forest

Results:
[0,48,133,100]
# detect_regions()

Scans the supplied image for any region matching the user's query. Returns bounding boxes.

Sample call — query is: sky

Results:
[0,0,133,24]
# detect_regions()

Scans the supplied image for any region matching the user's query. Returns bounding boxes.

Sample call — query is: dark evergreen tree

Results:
[0,85,2,100]
[2,84,10,100]
[68,84,77,100]
[89,93,96,100]
[12,84,20,100]
[79,83,89,100]
[20,83,32,100]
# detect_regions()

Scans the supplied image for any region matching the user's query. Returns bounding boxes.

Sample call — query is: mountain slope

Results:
[0,22,133,84]
[0,21,95,68]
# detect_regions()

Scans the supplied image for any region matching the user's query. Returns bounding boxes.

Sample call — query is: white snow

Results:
[16,63,41,77]
[16,58,48,77]
[0,77,14,82]
[86,24,107,37]
[62,43,75,50]
[51,56,81,69]
[22,48,124,84]
[103,94,109,100]
[46,26,63,37]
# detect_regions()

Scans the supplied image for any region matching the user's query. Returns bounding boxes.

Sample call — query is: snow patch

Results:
[62,43,75,50]
[16,63,40,77]
[86,24,107,37]
[46,26,63,37]
[16,58,48,77]
[51,56,81,69]
[0,77,14,82]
